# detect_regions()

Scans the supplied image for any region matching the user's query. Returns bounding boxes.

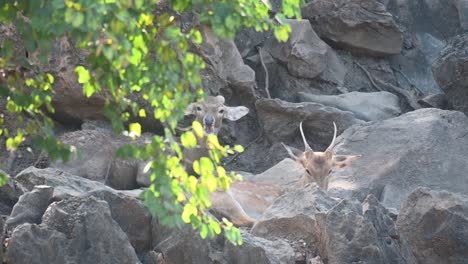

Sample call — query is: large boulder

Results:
[397,188,468,264]
[264,19,346,84]
[15,167,109,199]
[14,167,150,254]
[0,170,22,215]
[89,189,152,254]
[5,196,140,264]
[224,231,296,264]
[432,34,468,115]
[328,108,468,210]
[315,195,416,264]
[298,91,401,121]
[5,185,53,231]
[302,0,403,56]
[4,223,69,264]
[256,98,364,148]
[153,225,219,264]
[247,158,304,189]
[251,185,338,254]
[45,129,152,190]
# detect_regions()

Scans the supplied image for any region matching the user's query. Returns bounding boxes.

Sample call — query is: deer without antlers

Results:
[282,122,361,190]
[183,95,258,227]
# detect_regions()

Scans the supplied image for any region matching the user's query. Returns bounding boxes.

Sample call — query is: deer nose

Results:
[204,115,215,126]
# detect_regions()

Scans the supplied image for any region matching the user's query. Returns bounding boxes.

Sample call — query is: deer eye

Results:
[328,169,332,174]
[196,106,202,111]
[305,169,311,175]
[218,109,225,114]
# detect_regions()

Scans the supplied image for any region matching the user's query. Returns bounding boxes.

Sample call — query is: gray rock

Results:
[298,91,401,121]
[15,167,151,254]
[315,195,416,264]
[5,196,140,264]
[0,170,22,215]
[328,108,468,210]
[153,224,216,264]
[88,188,152,254]
[47,37,110,124]
[15,167,110,200]
[250,158,303,189]
[265,19,346,84]
[43,196,140,263]
[198,25,256,100]
[432,34,468,115]
[6,185,53,231]
[303,0,403,56]
[44,129,153,190]
[397,188,468,264]
[252,185,338,250]
[255,98,364,147]
[4,223,69,264]
[418,93,451,109]
[224,230,295,264]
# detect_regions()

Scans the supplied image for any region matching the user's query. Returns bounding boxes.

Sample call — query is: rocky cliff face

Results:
[2,0,468,263]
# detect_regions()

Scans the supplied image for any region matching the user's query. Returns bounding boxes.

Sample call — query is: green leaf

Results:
[192,121,204,138]
[46,73,55,84]
[72,12,84,27]
[199,157,214,177]
[234,145,244,153]
[129,122,142,137]
[83,83,95,97]
[0,171,8,187]
[75,66,91,84]
[181,131,197,148]
[200,224,208,239]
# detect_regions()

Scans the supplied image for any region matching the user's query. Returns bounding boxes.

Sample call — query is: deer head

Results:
[282,122,361,190]
[184,95,249,136]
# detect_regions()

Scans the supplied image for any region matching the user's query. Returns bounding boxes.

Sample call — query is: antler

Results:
[300,121,313,151]
[325,122,337,153]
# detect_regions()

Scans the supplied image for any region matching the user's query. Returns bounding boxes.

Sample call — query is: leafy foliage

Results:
[0,0,303,245]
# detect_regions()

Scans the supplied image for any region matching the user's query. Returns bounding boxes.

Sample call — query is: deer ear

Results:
[281,143,304,161]
[225,106,249,121]
[333,154,361,169]
[184,103,196,116]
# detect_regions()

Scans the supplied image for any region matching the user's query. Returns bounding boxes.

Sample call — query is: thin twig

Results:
[391,66,423,95]
[355,62,420,110]
[223,133,263,166]
[257,46,271,99]
[354,62,383,91]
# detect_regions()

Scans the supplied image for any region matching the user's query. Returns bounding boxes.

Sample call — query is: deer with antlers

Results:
[281,122,361,190]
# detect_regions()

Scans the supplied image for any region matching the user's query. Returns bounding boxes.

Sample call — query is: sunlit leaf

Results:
[181,131,197,148]
[128,123,142,137]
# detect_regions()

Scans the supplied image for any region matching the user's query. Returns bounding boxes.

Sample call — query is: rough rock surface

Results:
[15,167,109,199]
[0,170,22,215]
[5,196,140,264]
[432,34,468,115]
[14,166,150,254]
[224,230,295,264]
[89,189,152,254]
[46,129,152,190]
[328,109,468,210]
[302,0,403,56]
[252,185,338,252]
[298,91,401,121]
[256,98,364,147]
[247,158,304,189]
[397,188,468,264]
[265,19,346,84]
[316,195,416,264]
[6,185,53,231]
